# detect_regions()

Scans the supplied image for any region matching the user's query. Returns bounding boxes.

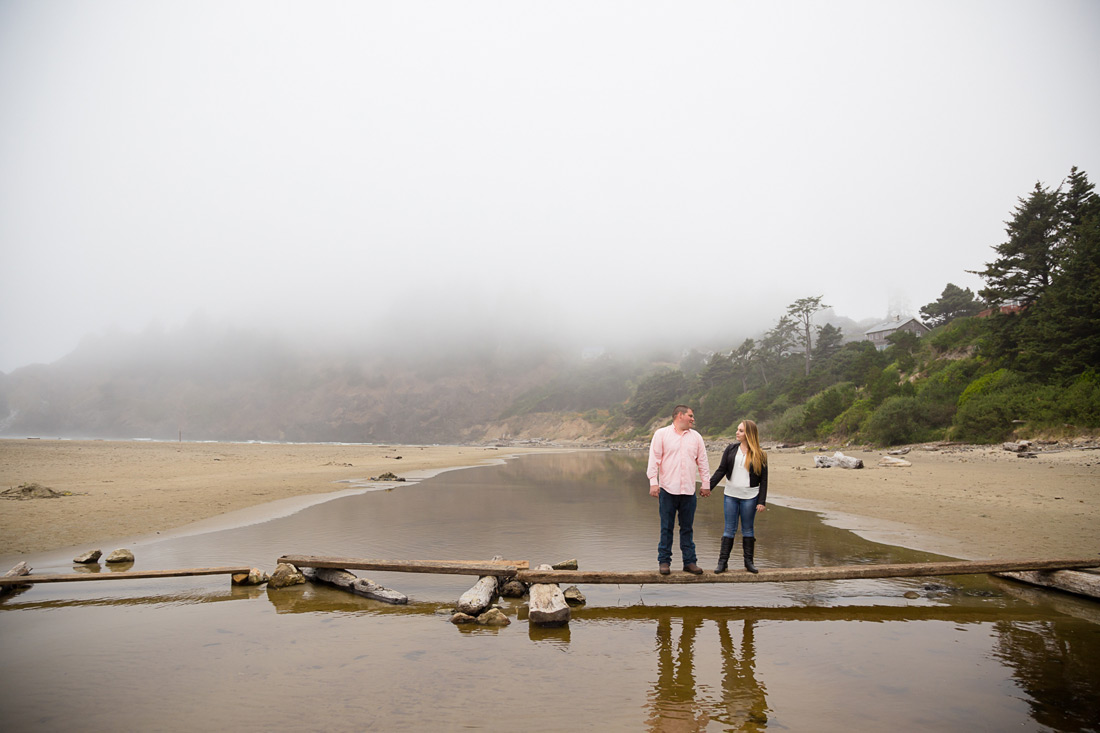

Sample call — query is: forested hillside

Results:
[607,166,1100,444]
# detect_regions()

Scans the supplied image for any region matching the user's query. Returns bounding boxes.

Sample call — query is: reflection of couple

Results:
[647,615,769,731]
[647,405,769,575]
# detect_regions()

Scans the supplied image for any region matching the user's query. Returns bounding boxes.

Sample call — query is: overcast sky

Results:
[1,1,1098,372]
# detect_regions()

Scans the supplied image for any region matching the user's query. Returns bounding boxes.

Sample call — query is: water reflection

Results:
[1,451,1097,732]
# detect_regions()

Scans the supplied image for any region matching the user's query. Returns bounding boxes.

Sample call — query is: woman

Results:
[709,420,768,573]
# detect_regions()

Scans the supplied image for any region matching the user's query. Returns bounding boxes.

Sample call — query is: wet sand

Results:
[1,439,1098,562]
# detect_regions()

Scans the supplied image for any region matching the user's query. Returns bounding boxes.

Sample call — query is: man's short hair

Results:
[672,405,692,419]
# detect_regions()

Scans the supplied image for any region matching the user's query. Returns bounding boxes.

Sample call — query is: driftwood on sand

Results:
[814,452,864,469]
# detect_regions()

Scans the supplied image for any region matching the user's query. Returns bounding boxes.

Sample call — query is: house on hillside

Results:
[863,316,930,351]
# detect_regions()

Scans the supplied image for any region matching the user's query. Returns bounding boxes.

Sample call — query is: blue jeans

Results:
[657,489,698,565]
[723,494,758,538]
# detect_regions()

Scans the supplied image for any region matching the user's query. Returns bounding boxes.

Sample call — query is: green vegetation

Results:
[609,166,1100,445]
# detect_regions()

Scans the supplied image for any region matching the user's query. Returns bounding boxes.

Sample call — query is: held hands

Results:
[700,487,712,497]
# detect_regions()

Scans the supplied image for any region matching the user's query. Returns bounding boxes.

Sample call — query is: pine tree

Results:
[976,182,1062,307]
[919,283,983,327]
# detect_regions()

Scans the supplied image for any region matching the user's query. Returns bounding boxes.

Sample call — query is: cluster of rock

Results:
[73,548,135,564]
[450,558,584,628]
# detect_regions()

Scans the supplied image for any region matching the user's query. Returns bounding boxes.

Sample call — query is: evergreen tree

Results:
[1023,169,1100,376]
[730,338,757,392]
[976,182,1062,307]
[812,323,844,364]
[920,283,983,327]
[756,317,798,385]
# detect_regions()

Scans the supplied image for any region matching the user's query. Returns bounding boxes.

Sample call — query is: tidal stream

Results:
[2,451,1097,731]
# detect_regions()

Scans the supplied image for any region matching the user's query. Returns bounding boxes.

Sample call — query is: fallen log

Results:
[814,452,863,469]
[278,555,526,576]
[527,563,570,627]
[303,567,408,604]
[457,555,504,616]
[995,568,1100,600]
[515,558,1100,585]
[0,566,252,585]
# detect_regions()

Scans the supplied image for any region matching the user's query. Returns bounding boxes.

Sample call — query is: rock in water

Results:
[232,568,269,586]
[564,586,586,605]
[268,562,306,588]
[105,548,134,563]
[73,550,102,564]
[476,608,510,626]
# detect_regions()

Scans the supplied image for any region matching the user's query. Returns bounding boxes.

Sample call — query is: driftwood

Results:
[351,579,408,604]
[527,564,570,627]
[457,555,504,615]
[814,452,863,469]
[278,555,526,577]
[304,567,408,604]
[515,558,1100,585]
[457,575,499,615]
[0,566,252,585]
[1,562,32,596]
[995,568,1100,600]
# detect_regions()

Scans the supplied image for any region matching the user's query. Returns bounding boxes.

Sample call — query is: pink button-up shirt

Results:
[647,424,710,495]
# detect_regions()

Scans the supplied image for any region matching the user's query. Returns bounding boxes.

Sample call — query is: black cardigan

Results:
[708,441,768,505]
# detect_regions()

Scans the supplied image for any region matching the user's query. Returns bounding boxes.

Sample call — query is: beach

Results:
[1,439,1098,562]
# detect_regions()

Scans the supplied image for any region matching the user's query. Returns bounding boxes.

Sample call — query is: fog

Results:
[2,1,1098,372]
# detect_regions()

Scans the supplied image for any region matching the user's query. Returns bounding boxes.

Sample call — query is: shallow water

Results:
[2,451,1098,731]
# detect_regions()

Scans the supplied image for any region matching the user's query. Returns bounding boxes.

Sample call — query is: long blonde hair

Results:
[741,419,767,475]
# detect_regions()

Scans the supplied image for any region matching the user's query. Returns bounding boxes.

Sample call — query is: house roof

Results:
[864,317,929,336]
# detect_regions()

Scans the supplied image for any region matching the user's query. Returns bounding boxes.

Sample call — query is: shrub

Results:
[830,397,873,438]
[864,395,947,445]
[771,404,808,442]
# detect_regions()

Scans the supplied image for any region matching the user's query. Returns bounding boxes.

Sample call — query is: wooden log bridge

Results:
[278,555,1099,585]
[514,557,1100,585]
[0,566,253,586]
[278,555,529,576]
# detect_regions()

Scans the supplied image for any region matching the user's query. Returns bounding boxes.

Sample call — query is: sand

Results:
[1,439,1098,563]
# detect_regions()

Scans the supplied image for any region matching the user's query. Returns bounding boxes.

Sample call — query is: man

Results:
[647,404,711,575]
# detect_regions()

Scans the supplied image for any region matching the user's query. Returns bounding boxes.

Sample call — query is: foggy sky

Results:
[2,1,1099,372]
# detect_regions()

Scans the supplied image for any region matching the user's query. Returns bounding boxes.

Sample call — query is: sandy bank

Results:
[1,439,1097,563]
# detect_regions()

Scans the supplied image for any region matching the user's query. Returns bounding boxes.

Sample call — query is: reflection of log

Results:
[278,555,526,576]
[995,568,1100,600]
[516,558,1100,585]
[528,564,570,627]
[0,566,252,585]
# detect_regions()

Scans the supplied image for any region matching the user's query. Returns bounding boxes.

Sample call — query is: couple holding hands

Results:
[647,405,768,575]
